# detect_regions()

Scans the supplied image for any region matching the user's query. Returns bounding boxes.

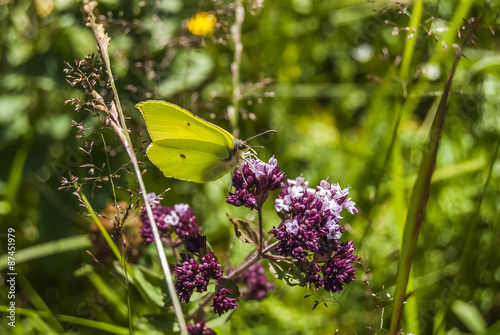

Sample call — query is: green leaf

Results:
[217,278,241,298]
[144,314,175,331]
[86,269,129,319]
[269,261,304,287]
[127,264,167,308]
[226,213,260,247]
[452,300,487,334]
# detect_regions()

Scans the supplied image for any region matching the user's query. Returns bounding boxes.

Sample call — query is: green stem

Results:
[258,207,264,255]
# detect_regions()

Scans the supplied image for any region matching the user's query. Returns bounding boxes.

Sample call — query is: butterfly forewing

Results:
[137,100,235,149]
[138,100,247,183]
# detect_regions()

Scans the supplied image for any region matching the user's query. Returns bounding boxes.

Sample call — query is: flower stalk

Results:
[82,1,188,333]
[229,0,245,134]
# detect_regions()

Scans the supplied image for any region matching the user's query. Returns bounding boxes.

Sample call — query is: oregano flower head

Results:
[211,288,238,316]
[174,252,222,303]
[270,177,359,293]
[227,156,285,210]
[140,201,199,243]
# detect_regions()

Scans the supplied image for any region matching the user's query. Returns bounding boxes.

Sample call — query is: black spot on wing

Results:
[187,122,191,126]
[180,154,186,159]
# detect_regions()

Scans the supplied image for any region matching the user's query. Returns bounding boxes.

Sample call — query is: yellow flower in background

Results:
[35,0,55,18]
[188,12,217,36]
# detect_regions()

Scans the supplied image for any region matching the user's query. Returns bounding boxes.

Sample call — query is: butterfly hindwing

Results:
[147,139,234,183]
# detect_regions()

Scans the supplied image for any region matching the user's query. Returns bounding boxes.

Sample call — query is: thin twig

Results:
[258,207,263,255]
[229,0,245,136]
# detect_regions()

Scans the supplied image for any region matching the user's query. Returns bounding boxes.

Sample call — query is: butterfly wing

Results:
[137,100,234,147]
[137,100,238,183]
[147,139,235,183]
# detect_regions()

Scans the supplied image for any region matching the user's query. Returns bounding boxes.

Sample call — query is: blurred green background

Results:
[1,0,500,334]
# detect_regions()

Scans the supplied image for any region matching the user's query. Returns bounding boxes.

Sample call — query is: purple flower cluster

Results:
[270,177,357,261]
[269,177,359,293]
[211,289,238,316]
[242,263,274,300]
[303,241,358,293]
[140,195,199,243]
[227,156,285,210]
[174,252,222,303]
[321,241,357,292]
[187,322,216,335]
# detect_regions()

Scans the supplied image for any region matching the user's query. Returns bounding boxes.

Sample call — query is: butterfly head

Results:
[230,139,251,161]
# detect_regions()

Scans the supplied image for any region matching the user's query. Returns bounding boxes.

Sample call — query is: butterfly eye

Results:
[237,142,249,150]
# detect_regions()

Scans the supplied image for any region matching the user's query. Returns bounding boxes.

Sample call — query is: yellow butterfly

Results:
[137,100,251,183]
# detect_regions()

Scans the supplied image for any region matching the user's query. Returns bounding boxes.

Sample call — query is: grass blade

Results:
[0,306,130,335]
[388,21,478,334]
[0,235,91,271]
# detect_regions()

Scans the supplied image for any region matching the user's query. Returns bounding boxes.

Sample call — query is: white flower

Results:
[275,195,292,212]
[174,203,190,216]
[264,156,278,175]
[290,185,305,199]
[164,210,180,226]
[327,228,342,240]
[325,217,342,240]
[285,219,299,235]
[331,183,350,202]
[342,198,358,214]
[249,156,277,180]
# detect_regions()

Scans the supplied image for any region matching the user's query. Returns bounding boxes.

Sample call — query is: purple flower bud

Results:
[211,288,238,316]
[174,254,204,303]
[187,322,216,335]
[174,252,222,303]
[304,263,324,288]
[227,156,285,210]
[140,203,200,243]
[321,241,358,293]
[200,252,223,280]
[242,263,274,300]
[184,234,207,254]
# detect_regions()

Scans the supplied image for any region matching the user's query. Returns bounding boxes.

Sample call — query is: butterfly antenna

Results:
[244,129,277,142]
